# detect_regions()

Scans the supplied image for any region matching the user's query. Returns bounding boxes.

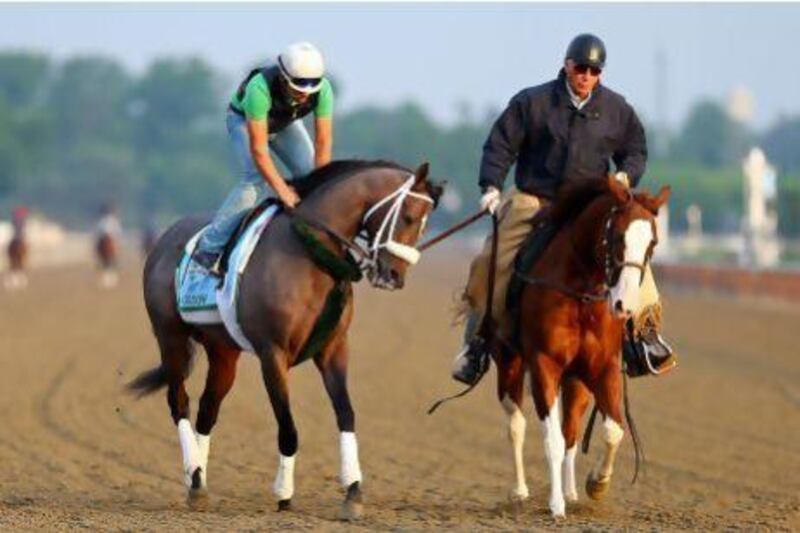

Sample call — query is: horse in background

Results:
[128,160,443,518]
[5,206,29,290]
[95,204,122,288]
[495,176,670,517]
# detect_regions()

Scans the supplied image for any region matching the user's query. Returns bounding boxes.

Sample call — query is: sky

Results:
[1,3,798,131]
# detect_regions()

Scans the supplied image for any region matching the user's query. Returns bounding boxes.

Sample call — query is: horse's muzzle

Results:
[369,260,405,291]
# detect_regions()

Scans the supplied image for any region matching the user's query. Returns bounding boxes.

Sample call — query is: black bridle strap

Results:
[514,270,609,303]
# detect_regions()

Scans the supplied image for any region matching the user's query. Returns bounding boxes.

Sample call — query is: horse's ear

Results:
[608,174,632,204]
[638,185,671,214]
[426,179,446,206]
[413,162,430,185]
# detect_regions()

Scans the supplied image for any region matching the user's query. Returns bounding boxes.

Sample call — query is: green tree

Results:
[670,100,749,167]
[0,51,50,109]
[762,116,800,173]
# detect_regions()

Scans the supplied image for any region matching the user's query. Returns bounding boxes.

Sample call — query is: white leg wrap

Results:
[177,419,201,488]
[340,432,363,487]
[196,433,211,487]
[273,454,296,501]
[562,445,578,502]
[501,396,529,500]
[539,396,566,517]
[594,417,624,481]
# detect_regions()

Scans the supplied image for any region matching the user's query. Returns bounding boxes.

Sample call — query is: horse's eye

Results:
[403,215,414,225]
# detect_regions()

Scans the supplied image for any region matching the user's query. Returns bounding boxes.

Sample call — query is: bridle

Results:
[360,174,434,270]
[602,203,658,288]
[291,173,434,283]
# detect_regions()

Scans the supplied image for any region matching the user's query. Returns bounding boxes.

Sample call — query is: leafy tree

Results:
[0,51,50,109]
[762,116,800,173]
[670,100,749,168]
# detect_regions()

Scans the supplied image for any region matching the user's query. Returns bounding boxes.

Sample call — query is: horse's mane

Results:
[292,159,411,198]
[547,179,612,226]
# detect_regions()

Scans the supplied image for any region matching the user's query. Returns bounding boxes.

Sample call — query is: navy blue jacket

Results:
[479,69,647,198]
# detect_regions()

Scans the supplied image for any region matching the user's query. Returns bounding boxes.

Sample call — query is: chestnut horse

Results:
[128,160,442,518]
[96,233,119,287]
[5,234,28,290]
[496,176,669,517]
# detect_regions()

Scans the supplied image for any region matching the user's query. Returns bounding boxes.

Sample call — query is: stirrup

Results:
[451,337,491,385]
[191,250,222,278]
[623,330,677,378]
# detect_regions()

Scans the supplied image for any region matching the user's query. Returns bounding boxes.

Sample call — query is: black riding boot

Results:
[452,312,491,385]
[623,319,677,377]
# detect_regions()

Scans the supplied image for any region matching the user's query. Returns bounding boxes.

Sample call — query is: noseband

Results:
[360,174,434,269]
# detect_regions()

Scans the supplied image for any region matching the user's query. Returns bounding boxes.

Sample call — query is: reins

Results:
[580,357,646,485]
[427,212,498,415]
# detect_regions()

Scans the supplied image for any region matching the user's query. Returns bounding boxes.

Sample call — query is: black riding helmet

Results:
[565,33,606,69]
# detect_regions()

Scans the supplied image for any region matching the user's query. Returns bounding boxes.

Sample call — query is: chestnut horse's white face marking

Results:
[609,219,653,318]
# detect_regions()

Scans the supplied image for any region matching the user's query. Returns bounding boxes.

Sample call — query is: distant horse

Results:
[495,176,669,517]
[128,160,442,517]
[96,232,119,288]
[5,234,28,290]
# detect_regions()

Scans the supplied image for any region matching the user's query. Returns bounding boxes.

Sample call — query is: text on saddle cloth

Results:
[176,204,281,352]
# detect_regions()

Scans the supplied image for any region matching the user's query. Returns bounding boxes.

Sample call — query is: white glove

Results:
[479,187,501,214]
[614,171,631,188]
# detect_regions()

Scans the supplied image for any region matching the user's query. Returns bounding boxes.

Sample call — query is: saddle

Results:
[218,197,282,277]
[506,210,560,306]
[505,208,561,345]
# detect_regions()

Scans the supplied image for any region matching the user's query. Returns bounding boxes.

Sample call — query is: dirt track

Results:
[1,250,798,531]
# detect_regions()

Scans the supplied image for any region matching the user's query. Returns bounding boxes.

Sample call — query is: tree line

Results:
[1,51,798,235]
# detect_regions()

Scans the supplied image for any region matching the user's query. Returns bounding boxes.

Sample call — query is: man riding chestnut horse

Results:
[452,33,676,386]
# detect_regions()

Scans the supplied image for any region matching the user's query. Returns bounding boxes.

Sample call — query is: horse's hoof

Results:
[277,499,292,512]
[340,499,364,521]
[339,482,364,521]
[585,474,611,500]
[187,487,209,510]
[549,499,566,519]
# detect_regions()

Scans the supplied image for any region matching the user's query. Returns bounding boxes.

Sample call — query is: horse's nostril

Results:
[390,269,404,288]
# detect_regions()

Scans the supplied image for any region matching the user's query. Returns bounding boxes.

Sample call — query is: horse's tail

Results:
[127,365,169,397]
[127,341,196,398]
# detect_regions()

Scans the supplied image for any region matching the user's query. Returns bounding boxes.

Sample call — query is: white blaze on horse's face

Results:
[609,219,653,318]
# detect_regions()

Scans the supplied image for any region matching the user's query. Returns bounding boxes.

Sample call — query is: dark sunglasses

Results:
[574,64,602,76]
[290,77,321,89]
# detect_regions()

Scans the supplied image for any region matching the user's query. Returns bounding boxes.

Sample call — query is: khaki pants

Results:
[462,188,662,340]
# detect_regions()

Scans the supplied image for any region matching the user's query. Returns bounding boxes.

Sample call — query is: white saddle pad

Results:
[175,205,280,352]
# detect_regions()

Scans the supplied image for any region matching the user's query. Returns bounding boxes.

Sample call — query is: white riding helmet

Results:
[278,42,325,94]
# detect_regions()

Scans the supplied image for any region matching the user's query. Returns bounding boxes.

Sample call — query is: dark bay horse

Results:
[495,176,669,517]
[129,160,442,517]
